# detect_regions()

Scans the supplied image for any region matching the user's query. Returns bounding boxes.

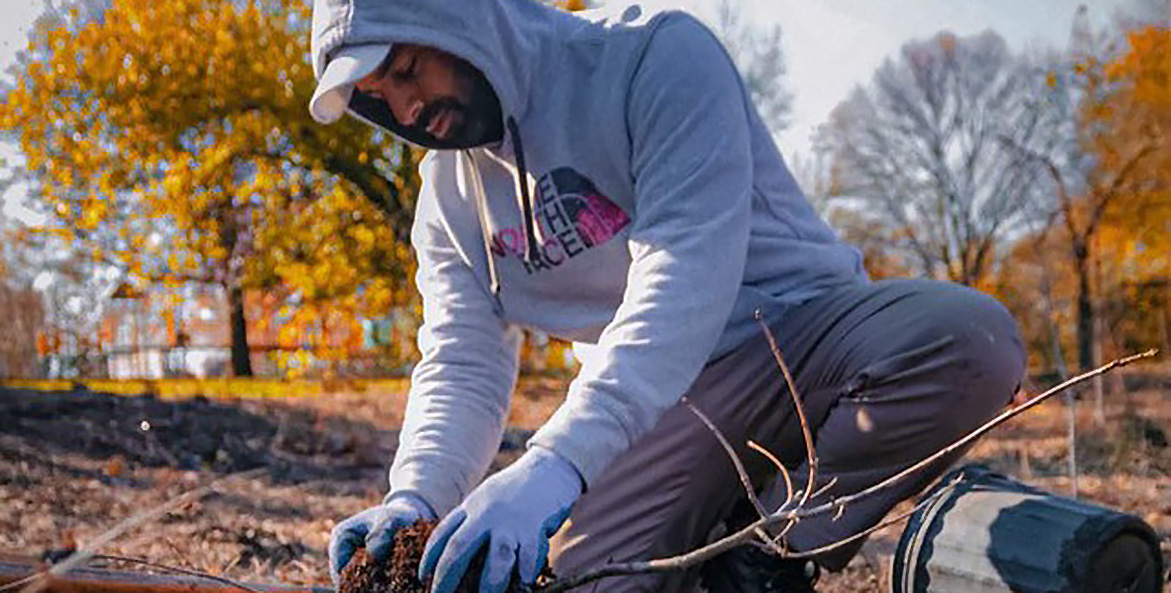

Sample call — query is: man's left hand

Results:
[419,446,583,593]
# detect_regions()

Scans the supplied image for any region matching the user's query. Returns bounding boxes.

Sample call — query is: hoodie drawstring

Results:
[464,149,502,299]
[507,117,541,265]
[464,117,540,308]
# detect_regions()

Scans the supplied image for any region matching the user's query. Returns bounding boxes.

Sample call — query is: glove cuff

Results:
[383,490,438,521]
[526,445,586,495]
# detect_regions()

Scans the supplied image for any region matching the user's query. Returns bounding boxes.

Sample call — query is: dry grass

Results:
[0,374,1166,592]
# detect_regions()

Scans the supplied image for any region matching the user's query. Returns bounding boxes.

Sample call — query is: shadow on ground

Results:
[0,386,399,488]
[0,386,537,491]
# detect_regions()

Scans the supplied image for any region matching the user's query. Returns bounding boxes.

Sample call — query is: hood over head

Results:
[309,0,577,149]
[309,42,392,125]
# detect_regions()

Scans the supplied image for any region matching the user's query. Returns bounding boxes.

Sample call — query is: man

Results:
[307,0,1025,592]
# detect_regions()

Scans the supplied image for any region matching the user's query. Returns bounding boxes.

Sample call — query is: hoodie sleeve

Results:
[530,15,754,485]
[389,155,523,516]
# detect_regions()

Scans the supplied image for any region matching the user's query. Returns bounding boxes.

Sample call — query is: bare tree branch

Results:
[754,311,818,515]
[821,31,1046,285]
[784,474,960,560]
[748,440,793,510]
[91,555,261,593]
[683,398,769,521]
[17,468,267,593]
[537,348,1159,593]
[683,399,787,556]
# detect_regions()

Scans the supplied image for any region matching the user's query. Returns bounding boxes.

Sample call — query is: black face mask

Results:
[348,56,504,150]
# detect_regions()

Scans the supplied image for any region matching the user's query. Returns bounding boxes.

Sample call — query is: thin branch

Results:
[782,473,961,560]
[92,555,261,592]
[770,476,838,549]
[683,399,785,556]
[811,477,839,501]
[996,135,1076,239]
[537,349,1158,593]
[754,311,818,534]
[18,468,267,593]
[769,475,840,545]
[1085,142,1156,238]
[748,440,793,510]
[754,311,819,510]
[817,349,1157,514]
[0,576,40,593]
[683,398,768,520]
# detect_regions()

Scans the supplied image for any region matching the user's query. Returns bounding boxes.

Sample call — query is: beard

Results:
[415,57,503,148]
[348,55,504,150]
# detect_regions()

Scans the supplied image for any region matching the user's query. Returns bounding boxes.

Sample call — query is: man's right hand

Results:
[329,492,437,584]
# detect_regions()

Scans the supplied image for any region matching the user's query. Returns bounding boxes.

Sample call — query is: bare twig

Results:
[748,440,793,509]
[754,312,818,514]
[816,349,1157,515]
[811,477,838,501]
[683,398,786,555]
[0,576,39,593]
[92,554,262,592]
[683,398,767,520]
[754,311,818,544]
[768,475,839,547]
[18,467,267,593]
[536,349,1158,593]
[783,473,961,560]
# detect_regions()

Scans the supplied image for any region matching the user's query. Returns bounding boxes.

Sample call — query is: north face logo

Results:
[489,167,630,274]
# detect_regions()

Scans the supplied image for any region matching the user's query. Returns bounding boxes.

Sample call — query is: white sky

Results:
[0,0,1132,225]
[1,0,45,225]
[632,0,1130,161]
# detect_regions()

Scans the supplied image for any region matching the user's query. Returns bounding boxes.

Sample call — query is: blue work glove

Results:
[420,446,584,593]
[329,491,437,584]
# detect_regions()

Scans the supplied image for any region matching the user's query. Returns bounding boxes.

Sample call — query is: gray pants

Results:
[547,279,1025,592]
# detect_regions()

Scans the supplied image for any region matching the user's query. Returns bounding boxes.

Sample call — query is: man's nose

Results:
[396,96,424,127]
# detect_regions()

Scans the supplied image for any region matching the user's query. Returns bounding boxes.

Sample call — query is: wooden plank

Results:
[0,554,332,593]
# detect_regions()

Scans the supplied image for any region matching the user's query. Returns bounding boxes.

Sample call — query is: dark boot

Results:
[700,545,820,593]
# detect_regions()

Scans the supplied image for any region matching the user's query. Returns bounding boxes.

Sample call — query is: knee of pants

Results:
[923,284,1026,433]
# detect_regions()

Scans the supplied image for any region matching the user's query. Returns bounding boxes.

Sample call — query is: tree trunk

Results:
[1073,243,1094,371]
[1091,250,1106,425]
[1038,259,1077,496]
[1159,308,1169,356]
[227,284,253,377]
[1073,240,1105,426]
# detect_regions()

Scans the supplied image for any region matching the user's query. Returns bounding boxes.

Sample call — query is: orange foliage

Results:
[0,0,423,368]
[1097,27,1170,259]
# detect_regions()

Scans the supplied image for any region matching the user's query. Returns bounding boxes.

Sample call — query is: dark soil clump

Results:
[339,520,432,593]
[340,520,534,593]
[338,520,559,593]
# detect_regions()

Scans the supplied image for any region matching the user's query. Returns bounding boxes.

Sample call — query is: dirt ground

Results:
[0,373,1167,592]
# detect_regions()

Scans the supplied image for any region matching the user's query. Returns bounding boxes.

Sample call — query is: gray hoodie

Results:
[312,0,866,515]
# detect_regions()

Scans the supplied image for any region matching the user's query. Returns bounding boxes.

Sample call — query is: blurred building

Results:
[97,281,309,378]
[90,281,576,379]
[99,282,242,378]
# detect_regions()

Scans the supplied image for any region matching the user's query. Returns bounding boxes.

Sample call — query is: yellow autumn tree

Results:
[1091,26,1171,356]
[0,0,421,376]
[1095,27,1170,254]
[1001,24,1170,372]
